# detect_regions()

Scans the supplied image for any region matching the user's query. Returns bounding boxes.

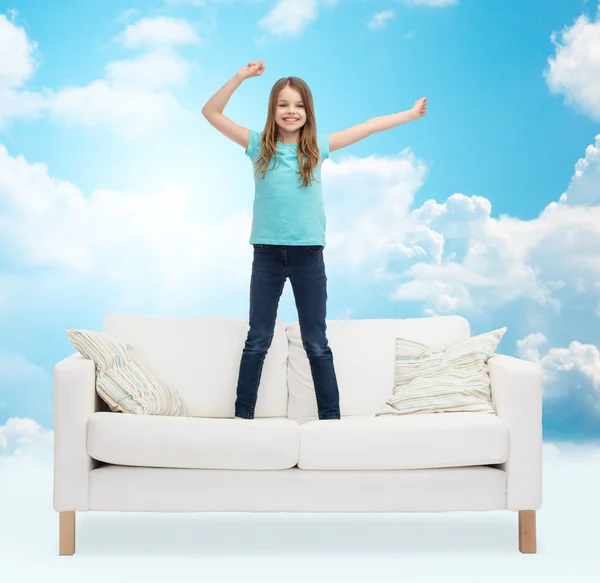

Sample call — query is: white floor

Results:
[1,442,599,582]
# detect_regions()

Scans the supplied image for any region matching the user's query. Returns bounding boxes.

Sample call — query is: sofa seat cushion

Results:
[297,412,509,470]
[87,412,300,470]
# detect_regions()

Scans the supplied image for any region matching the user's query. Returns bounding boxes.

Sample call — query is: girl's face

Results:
[275,86,306,136]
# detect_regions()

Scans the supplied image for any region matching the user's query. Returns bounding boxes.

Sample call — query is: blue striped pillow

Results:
[378,327,507,416]
[66,329,189,416]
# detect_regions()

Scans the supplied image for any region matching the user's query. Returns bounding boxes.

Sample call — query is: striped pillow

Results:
[378,327,507,416]
[66,329,189,416]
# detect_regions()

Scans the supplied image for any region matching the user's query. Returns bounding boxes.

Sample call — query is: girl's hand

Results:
[411,97,427,120]
[236,59,266,80]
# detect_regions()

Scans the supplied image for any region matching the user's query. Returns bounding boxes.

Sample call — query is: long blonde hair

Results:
[253,77,321,188]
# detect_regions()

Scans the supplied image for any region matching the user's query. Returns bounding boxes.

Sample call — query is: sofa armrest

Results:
[53,352,101,512]
[488,353,543,511]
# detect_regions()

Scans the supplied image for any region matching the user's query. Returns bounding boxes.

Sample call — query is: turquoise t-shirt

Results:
[245,129,329,246]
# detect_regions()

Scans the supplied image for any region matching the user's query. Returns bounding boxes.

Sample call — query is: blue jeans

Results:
[235,244,341,420]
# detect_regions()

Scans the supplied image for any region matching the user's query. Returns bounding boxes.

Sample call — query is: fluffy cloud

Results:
[0,12,36,88]
[0,144,254,308]
[319,131,600,316]
[120,16,200,47]
[256,0,339,39]
[559,134,600,206]
[0,13,45,125]
[0,417,53,461]
[105,48,193,89]
[367,10,396,30]
[46,53,191,138]
[258,0,320,38]
[518,333,600,439]
[545,10,600,121]
[0,14,199,137]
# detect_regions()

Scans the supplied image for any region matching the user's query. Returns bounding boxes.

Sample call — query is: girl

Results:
[202,59,427,420]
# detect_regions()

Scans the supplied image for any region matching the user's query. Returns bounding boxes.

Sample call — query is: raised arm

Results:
[329,97,427,153]
[202,60,266,150]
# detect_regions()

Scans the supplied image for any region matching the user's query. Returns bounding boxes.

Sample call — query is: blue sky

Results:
[1,0,600,447]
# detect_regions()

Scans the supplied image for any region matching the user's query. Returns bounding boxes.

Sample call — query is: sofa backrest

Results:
[103,314,289,418]
[286,315,471,419]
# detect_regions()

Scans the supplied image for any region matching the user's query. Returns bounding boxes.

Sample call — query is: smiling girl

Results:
[202,59,427,420]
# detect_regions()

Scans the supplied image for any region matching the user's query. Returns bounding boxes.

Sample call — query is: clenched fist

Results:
[412,97,427,120]
[236,59,266,80]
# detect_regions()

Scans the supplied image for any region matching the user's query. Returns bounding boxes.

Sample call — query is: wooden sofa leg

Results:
[59,511,76,556]
[518,510,536,554]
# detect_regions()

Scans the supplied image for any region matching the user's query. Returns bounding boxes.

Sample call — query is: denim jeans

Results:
[235,244,341,420]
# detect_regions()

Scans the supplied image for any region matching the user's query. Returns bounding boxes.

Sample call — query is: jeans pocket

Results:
[307,245,324,253]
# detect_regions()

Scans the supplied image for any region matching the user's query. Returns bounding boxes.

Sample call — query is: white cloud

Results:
[545,10,600,120]
[517,332,600,432]
[121,16,200,47]
[559,134,600,205]
[516,332,548,365]
[0,144,255,307]
[324,150,429,265]
[0,13,45,125]
[0,13,37,87]
[0,15,198,138]
[106,48,193,89]
[257,0,320,38]
[367,10,395,30]
[518,333,600,394]
[320,131,600,316]
[47,83,188,139]
[0,417,53,460]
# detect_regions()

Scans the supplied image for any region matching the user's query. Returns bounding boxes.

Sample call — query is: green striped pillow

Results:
[378,327,507,416]
[66,329,189,416]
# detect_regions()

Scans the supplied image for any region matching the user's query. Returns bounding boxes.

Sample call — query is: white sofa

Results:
[53,313,542,555]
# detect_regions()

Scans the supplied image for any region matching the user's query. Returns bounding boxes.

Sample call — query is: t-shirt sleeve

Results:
[318,134,330,161]
[245,129,260,159]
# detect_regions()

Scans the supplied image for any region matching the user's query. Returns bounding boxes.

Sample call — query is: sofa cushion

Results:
[286,315,471,419]
[379,327,507,416]
[66,329,189,416]
[297,412,509,470]
[87,412,300,470]
[103,314,288,418]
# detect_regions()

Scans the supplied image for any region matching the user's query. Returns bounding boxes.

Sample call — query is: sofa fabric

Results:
[88,464,507,512]
[53,352,99,512]
[87,412,301,470]
[488,354,543,510]
[103,314,289,418]
[297,412,509,470]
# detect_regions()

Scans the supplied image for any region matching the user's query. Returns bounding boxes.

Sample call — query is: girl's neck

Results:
[277,128,300,144]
